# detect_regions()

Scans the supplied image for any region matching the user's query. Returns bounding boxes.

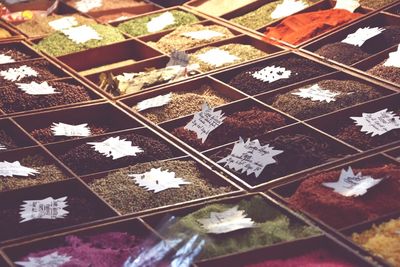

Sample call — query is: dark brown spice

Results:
[0,130,17,150]
[315,43,371,65]
[367,61,400,85]
[0,46,32,63]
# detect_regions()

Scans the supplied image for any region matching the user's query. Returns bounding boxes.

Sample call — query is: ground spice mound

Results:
[190,44,267,72]
[0,130,17,150]
[89,160,232,214]
[270,79,383,120]
[117,10,199,37]
[352,218,400,266]
[367,60,400,85]
[315,42,371,65]
[360,0,397,9]
[0,80,93,113]
[147,24,235,53]
[171,107,287,151]
[59,132,175,175]
[288,164,400,229]
[134,85,230,124]
[36,24,125,57]
[228,56,331,95]
[264,9,362,45]
[0,27,11,38]
[164,196,320,260]
[0,46,32,62]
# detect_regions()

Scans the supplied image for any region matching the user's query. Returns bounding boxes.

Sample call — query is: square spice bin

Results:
[141,193,322,263]
[307,93,400,152]
[211,52,336,97]
[268,153,400,231]
[202,122,358,190]
[159,98,297,153]
[0,41,42,64]
[80,154,244,216]
[13,102,142,145]
[0,119,36,152]
[0,179,117,246]
[119,76,247,125]
[300,12,400,67]
[2,217,166,267]
[46,127,186,176]
[256,70,397,121]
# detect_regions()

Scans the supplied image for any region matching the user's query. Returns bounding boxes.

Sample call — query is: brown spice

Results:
[68,0,146,13]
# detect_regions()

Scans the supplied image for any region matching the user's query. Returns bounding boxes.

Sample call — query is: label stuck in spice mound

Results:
[367,45,400,85]
[0,45,33,64]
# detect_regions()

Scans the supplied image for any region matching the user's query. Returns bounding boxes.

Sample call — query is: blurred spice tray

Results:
[384,146,400,161]
[0,179,117,246]
[12,102,142,145]
[301,12,400,68]
[0,20,22,42]
[0,41,42,63]
[383,0,400,16]
[0,255,9,266]
[307,94,400,153]
[0,118,36,152]
[147,0,189,8]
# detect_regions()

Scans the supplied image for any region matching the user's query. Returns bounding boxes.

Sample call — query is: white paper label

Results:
[136,93,172,112]
[48,16,78,31]
[129,168,191,193]
[251,65,291,83]
[88,136,143,160]
[181,30,224,40]
[334,0,360,12]
[15,252,72,267]
[323,167,383,197]
[0,144,5,150]
[62,25,101,44]
[0,65,38,82]
[217,138,283,177]
[342,27,385,47]
[197,206,255,234]
[75,0,103,13]
[383,45,400,68]
[196,48,239,67]
[17,81,59,95]
[351,109,400,137]
[291,84,340,103]
[184,103,225,143]
[147,11,175,33]
[271,0,308,20]
[19,196,69,223]
[51,122,91,137]
[0,54,15,64]
[0,161,39,177]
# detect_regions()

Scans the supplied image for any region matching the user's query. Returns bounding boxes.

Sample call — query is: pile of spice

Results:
[0,46,33,63]
[67,0,146,13]
[0,155,69,192]
[0,130,18,151]
[194,0,256,16]
[0,27,11,38]
[171,107,287,151]
[95,12,139,24]
[389,4,400,15]
[367,52,400,85]
[288,164,400,229]
[147,24,235,53]
[59,132,175,175]
[352,218,400,266]
[163,196,320,260]
[133,85,231,124]
[117,10,199,37]
[228,56,331,95]
[360,0,397,9]
[0,80,93,113]
[189,44,267,72]
[210,133,344,186]
[89,159,232,214]
[270,79,383,120]
[36,24,125,57]
[263,9,362,45]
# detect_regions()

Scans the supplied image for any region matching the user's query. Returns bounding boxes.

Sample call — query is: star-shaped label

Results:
[15,252,72,267]
[334,0,360,12]
[342,27,385,47]
[0,65,38,82]
[48,16,78,31]
[0,161,39,177]
[251,65,291,83]
[88,136,143,160]
[17,81,59,95]
[0,54,15,64]
[351,109,400,137]
[291,84,340,103]
[19,196,69,223]
[196,48,239,67]
[62,25,102,44]
[51,122,91,137]
[383,45,400,68]
[136,93,172,111]
[75,0,103,13]
[271,0,308,19]
[147,11,175,33]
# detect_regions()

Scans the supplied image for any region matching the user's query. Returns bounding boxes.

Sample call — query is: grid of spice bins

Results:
[0,0,399,266]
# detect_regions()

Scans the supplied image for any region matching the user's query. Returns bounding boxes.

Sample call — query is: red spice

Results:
[288,164,400,229]
[263,9,362,45]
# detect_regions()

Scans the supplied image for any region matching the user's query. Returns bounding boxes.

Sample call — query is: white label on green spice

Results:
[88,136,143,160]
[197,206,255,234]
[291,84,340,103]
[271,0,308,20]
[0,54,15,64]
[15,252,72,267]
[351,109,400,137]
[251,65,291,83]
[51,122,91,137]
[17,81,59,95]
[129,168,191,193]
[75,0,102,13]
[48,16,78,31]
[136,93,172,111]
[334,0,360,13]
[0,161,39,177]
[0,65,38,82]
[323,167,383,197]
[217,138,283,177]
[184,103,225,143]
[0,144,5,150]
[342,27,385,47]
[383,45,400,68]
[62,25,101,44]
[147,11,175,33]
[181,30,224,40]
[196,48,239,67]
[19,196,69,223]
